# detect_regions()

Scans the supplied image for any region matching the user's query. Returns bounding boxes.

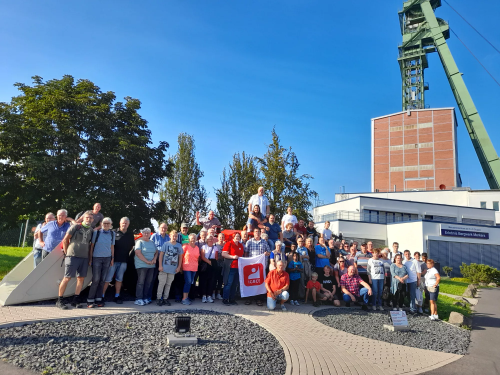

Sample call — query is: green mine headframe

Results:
[398,0,500,189]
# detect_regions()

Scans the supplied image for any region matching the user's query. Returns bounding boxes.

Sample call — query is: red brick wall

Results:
[372,109,457,192]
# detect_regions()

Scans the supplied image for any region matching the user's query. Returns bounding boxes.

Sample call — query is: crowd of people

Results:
[32,187,441,320]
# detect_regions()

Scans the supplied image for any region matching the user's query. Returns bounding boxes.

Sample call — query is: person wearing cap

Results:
[177,223,190,244]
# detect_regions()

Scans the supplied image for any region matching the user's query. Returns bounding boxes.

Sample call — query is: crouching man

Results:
[265,260,290,311]
[57,211,94,309]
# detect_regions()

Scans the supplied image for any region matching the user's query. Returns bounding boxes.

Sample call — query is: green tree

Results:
[159,133,209,227]
[215,152,260,229]
[0,75,171,230]
[256,128,317,221]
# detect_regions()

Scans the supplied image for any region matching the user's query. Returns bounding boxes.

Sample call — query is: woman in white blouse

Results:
[424,258,441,321]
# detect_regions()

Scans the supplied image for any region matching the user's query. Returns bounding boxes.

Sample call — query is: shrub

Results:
[442,266,453,277]
[460,263,500,284]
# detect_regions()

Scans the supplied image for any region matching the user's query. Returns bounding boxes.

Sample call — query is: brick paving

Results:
[0,301,461,374]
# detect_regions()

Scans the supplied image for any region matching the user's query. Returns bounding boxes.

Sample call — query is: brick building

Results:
[371,108,461,192]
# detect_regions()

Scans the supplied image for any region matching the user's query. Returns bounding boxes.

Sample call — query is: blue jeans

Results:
[183,271,196,294]
[342,287,370,304]
[407,281,417,312]
[223,268,239,301]
[267,291,289,309]
[105,262,128,282]
[33,248,42,268]
[371,279,384,307]
[87,257,111,303]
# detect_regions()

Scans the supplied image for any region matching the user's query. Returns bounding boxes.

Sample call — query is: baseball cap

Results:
[181,223,188,228]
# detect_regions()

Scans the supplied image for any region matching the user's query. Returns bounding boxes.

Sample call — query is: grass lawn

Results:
[437,294,471,322]
[438,277,470,296]
[0,246,31,281]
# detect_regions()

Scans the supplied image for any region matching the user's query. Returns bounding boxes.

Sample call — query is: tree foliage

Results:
[215,128,317,229]
[0,75,171,229]
[159,133,209,227]
[215,152,260,229]
[257,128,317,222]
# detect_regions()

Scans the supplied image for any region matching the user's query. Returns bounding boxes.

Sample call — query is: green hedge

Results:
[460,263,500,284]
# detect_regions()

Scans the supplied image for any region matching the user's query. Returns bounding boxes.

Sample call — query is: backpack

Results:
[94,230,115,246]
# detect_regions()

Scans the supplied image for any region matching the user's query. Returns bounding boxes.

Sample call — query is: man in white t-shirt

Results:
[248,186,270,219]
[389,242,402,261]
[320,221,332,241]
[281,206,298,231]
[404,250,421,314]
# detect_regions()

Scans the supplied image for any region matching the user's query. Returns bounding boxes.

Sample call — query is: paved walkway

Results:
[0,300,461,375]
[424,288,500,375]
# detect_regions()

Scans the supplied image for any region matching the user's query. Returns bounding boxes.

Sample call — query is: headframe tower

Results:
[398,0,500,189]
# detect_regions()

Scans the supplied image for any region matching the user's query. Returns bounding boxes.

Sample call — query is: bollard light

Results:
[175,316,191,335]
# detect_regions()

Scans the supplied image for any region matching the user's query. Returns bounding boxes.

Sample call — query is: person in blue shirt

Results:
[39,209,76,259]
[287,252,303,305]
[148,222,171,301]
[315,237,331,281]
[264,214,283,247]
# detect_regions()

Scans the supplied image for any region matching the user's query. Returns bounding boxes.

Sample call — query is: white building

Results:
[312,190,500,276]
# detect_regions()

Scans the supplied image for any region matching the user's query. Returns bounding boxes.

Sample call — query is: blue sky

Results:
[1,0,499,208]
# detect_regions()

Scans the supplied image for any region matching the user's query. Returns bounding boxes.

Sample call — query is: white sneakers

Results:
[372,305,377,311]
[289,300,300,306]
[135,299,145,306]
[281,304,287,311]
[202,296,207,303]
[207,296,214,303]
[294,300,300,306]
[429,314,440,321]
[378,306,384,311]
[216,294,223,300]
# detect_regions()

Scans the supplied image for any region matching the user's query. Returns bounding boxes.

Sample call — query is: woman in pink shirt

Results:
[181,233,200,305]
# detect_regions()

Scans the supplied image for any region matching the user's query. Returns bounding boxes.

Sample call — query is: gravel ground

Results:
[313,308,470,355]
[0,310,285,375]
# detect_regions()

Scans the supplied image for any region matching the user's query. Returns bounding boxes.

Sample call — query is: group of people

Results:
[33,187,441,320]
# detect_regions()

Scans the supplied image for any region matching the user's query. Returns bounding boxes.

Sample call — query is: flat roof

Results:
[314,195,496,211]
[371,107,455,121]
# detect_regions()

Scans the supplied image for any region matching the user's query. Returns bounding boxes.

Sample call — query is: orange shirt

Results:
[306,280,321,291]
[265,269,290,297]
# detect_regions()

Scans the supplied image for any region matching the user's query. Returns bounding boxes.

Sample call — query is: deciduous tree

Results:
[0,75,170,229]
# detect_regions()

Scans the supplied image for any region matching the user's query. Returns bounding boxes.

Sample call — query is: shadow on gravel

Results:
[0,335,109,347]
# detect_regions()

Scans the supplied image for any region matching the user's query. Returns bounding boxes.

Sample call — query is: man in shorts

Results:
[103,217,135,304]
[57,211,94,309]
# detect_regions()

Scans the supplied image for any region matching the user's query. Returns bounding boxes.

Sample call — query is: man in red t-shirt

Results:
[265,260,290,311]
[294,220,307,240]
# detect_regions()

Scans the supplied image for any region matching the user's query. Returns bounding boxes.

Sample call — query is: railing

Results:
[313,211,420,224]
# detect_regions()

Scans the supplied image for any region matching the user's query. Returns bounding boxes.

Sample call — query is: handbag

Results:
[427,285,437,293]
[382,285,390,300]
[199,246,215,272]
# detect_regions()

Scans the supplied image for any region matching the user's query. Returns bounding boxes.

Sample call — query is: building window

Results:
[480,202,487,209]
[494,202,499,211]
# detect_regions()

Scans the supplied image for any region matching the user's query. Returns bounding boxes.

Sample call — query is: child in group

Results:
[305,272,328,307]
[287,252,303,305]
[157,230,183,306]
[319,265,341,306]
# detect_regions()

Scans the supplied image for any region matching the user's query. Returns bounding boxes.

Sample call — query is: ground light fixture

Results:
[175,316,191,335]
[168,316,197,346]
